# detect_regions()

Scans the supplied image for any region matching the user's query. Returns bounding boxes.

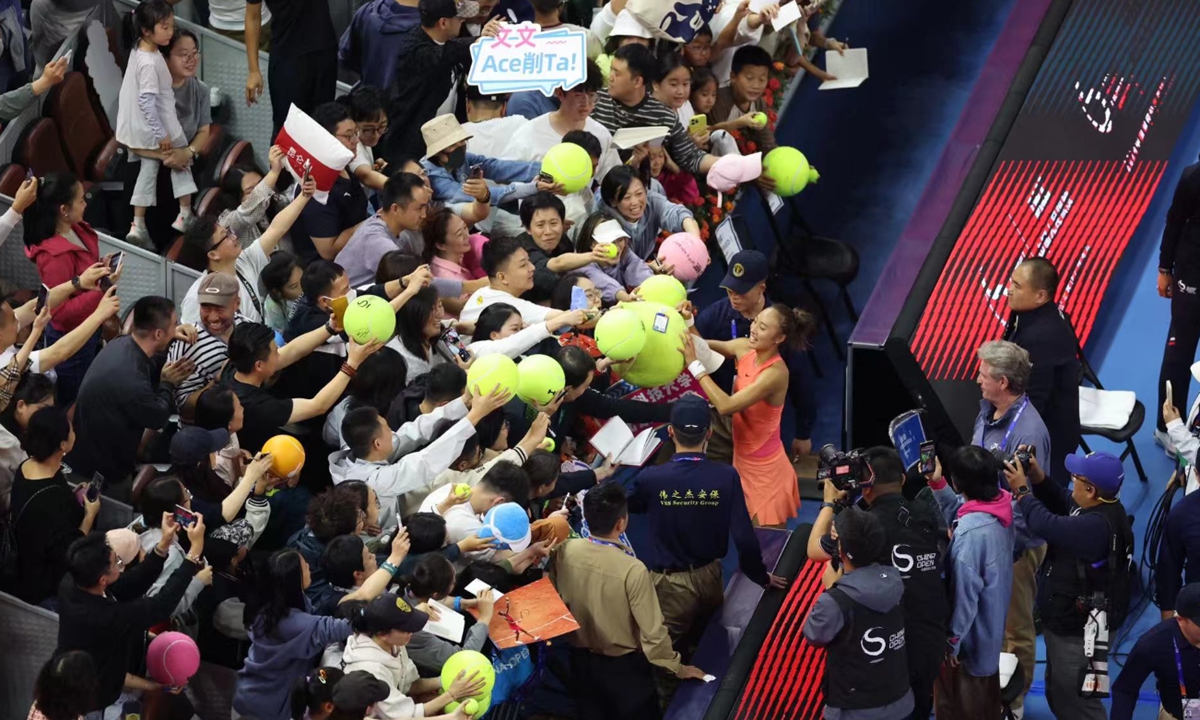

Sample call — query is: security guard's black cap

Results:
[671,395,711,434]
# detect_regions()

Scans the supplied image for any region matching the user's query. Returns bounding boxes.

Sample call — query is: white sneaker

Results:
[172,211,194,232]
[1155,429,1178,458]
[125,223,153,250]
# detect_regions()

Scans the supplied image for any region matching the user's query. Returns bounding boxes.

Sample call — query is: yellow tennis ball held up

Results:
[541,142,593,194]
[637,275,687,308]
[466,354,520,398]
[619,302,686,388]
[516,354,566,405]
[762,146,820,197]
[594,307,647,361]
[342,294,396,344]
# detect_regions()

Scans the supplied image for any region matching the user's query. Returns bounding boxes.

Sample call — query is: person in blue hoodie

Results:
[802,506,913,720]
[926,445,1016,719]
[234,548,355,720]
[338,0,421,91]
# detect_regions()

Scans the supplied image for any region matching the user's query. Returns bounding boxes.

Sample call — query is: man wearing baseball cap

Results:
[693,249,816,463]
[330,670,392,720]
[1111,582,1200,720]
[626,396,786,680]
[167,272,246,410]
[1004,450,1134,720]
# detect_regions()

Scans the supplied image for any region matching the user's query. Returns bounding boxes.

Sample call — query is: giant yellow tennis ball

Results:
[619,302,686,388]
[541,143,593,194]
[261,435,305,478]
[516,354,566,405]
[637,275,687,308]
[762,146,820,197]
[441,650,495,714]
[594,307,646,361]
[466,353,519,398]
[342,294,396,344]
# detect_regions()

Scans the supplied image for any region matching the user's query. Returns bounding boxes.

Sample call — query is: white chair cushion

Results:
[1079,386,1136,431]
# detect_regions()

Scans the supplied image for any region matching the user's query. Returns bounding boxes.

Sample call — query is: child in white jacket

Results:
[340,593,485,719]
[116,0,197,247]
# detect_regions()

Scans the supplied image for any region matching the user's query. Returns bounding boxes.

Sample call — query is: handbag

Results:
[626,0,721,43]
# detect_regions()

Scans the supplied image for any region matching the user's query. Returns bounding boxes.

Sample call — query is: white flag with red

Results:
[274,104,354,205]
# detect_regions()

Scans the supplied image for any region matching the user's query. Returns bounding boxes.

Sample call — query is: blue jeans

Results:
[43,324,100,406]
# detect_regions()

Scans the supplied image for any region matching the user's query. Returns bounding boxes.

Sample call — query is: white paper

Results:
[465,579,505,602]
[590,417,635,461]
[588,417,661,466]
[819,48,869,90]
[714,216,742,264]
[770,1,802,32]
[703,674,716,683]
[612,126,670,150]
[422,599,465,643]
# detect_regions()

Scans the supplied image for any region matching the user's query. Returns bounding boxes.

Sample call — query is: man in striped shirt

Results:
[592,44,720,176]
[167,273,246,410]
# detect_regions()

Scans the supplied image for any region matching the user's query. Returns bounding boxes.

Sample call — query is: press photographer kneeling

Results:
[1002,447,1135,720]
[806,446,947,720]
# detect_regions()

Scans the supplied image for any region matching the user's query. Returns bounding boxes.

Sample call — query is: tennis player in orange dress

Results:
[682,304,815,528]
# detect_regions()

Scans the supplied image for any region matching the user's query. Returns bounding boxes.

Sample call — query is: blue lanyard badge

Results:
[999,397,1029,452]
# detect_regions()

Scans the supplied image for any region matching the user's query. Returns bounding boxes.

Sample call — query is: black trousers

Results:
[570,648,661,720]
[907,641,943,719]
[1158,284,1200,431]
[268,48,338,139]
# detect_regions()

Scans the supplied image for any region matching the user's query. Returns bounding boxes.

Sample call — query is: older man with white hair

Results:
[972,338,1051,717]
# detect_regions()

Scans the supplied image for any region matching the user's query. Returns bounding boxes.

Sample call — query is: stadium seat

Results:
[214,140,255,187]
[15,118,74,176]
[44,72,122,183]
[0,163,26,197]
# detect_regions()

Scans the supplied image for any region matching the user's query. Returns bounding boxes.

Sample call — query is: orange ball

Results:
[262,435,305,478]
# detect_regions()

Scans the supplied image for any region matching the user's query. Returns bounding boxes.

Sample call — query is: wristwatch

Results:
[820,501,840,512]
[1015,484,1032,497]
[71,275,82,290]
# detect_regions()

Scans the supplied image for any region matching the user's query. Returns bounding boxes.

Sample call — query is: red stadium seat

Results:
[44,72,121,182]
[0,163,27,197]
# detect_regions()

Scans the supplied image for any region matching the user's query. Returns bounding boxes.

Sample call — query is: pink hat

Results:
[706,152,763,193]
[106,528,141,565]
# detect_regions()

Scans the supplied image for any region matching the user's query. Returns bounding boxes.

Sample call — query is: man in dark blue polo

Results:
[627,395,786,659]
[694,249,816,463]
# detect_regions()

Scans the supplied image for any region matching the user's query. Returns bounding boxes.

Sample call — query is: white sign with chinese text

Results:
[468,23,589,97]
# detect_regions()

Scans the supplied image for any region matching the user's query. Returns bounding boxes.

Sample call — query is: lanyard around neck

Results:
[998,396,1029,452]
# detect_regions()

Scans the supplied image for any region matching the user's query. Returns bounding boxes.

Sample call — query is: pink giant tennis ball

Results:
[147,631,201,687]
[657,232,710,282]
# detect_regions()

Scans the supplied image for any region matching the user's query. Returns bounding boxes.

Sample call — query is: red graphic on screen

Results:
[732,559,827,720]
[912,158,1166,380]
[911,70,1174,381]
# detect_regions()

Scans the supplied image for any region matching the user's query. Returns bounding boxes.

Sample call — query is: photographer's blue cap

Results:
[720,250,769,295]
[170,426,230,465]
[671,395,711,434]
[1064,451,1124,497]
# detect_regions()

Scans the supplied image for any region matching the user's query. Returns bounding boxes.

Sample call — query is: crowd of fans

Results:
[2,0,1194,719]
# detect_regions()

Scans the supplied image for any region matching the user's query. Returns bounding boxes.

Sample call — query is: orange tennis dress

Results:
[731,351,799,525]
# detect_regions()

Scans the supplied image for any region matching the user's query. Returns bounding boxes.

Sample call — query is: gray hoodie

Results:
[802,564,915,720]
[328,398,476,529]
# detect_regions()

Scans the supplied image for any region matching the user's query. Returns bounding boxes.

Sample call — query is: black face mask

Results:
[443,146,467,174]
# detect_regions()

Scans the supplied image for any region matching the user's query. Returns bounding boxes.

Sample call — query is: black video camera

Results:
[990,445,1034,474]
[817,444,873,493]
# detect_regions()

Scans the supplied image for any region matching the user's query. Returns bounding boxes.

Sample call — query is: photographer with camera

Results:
[802,507,914,720]
[1003,449,1134,720]
[925,446,1015,719]
[806,447,946,720]
[972,339,1050,713]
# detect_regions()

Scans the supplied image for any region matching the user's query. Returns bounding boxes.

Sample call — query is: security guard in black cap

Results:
[627,394,787,658]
